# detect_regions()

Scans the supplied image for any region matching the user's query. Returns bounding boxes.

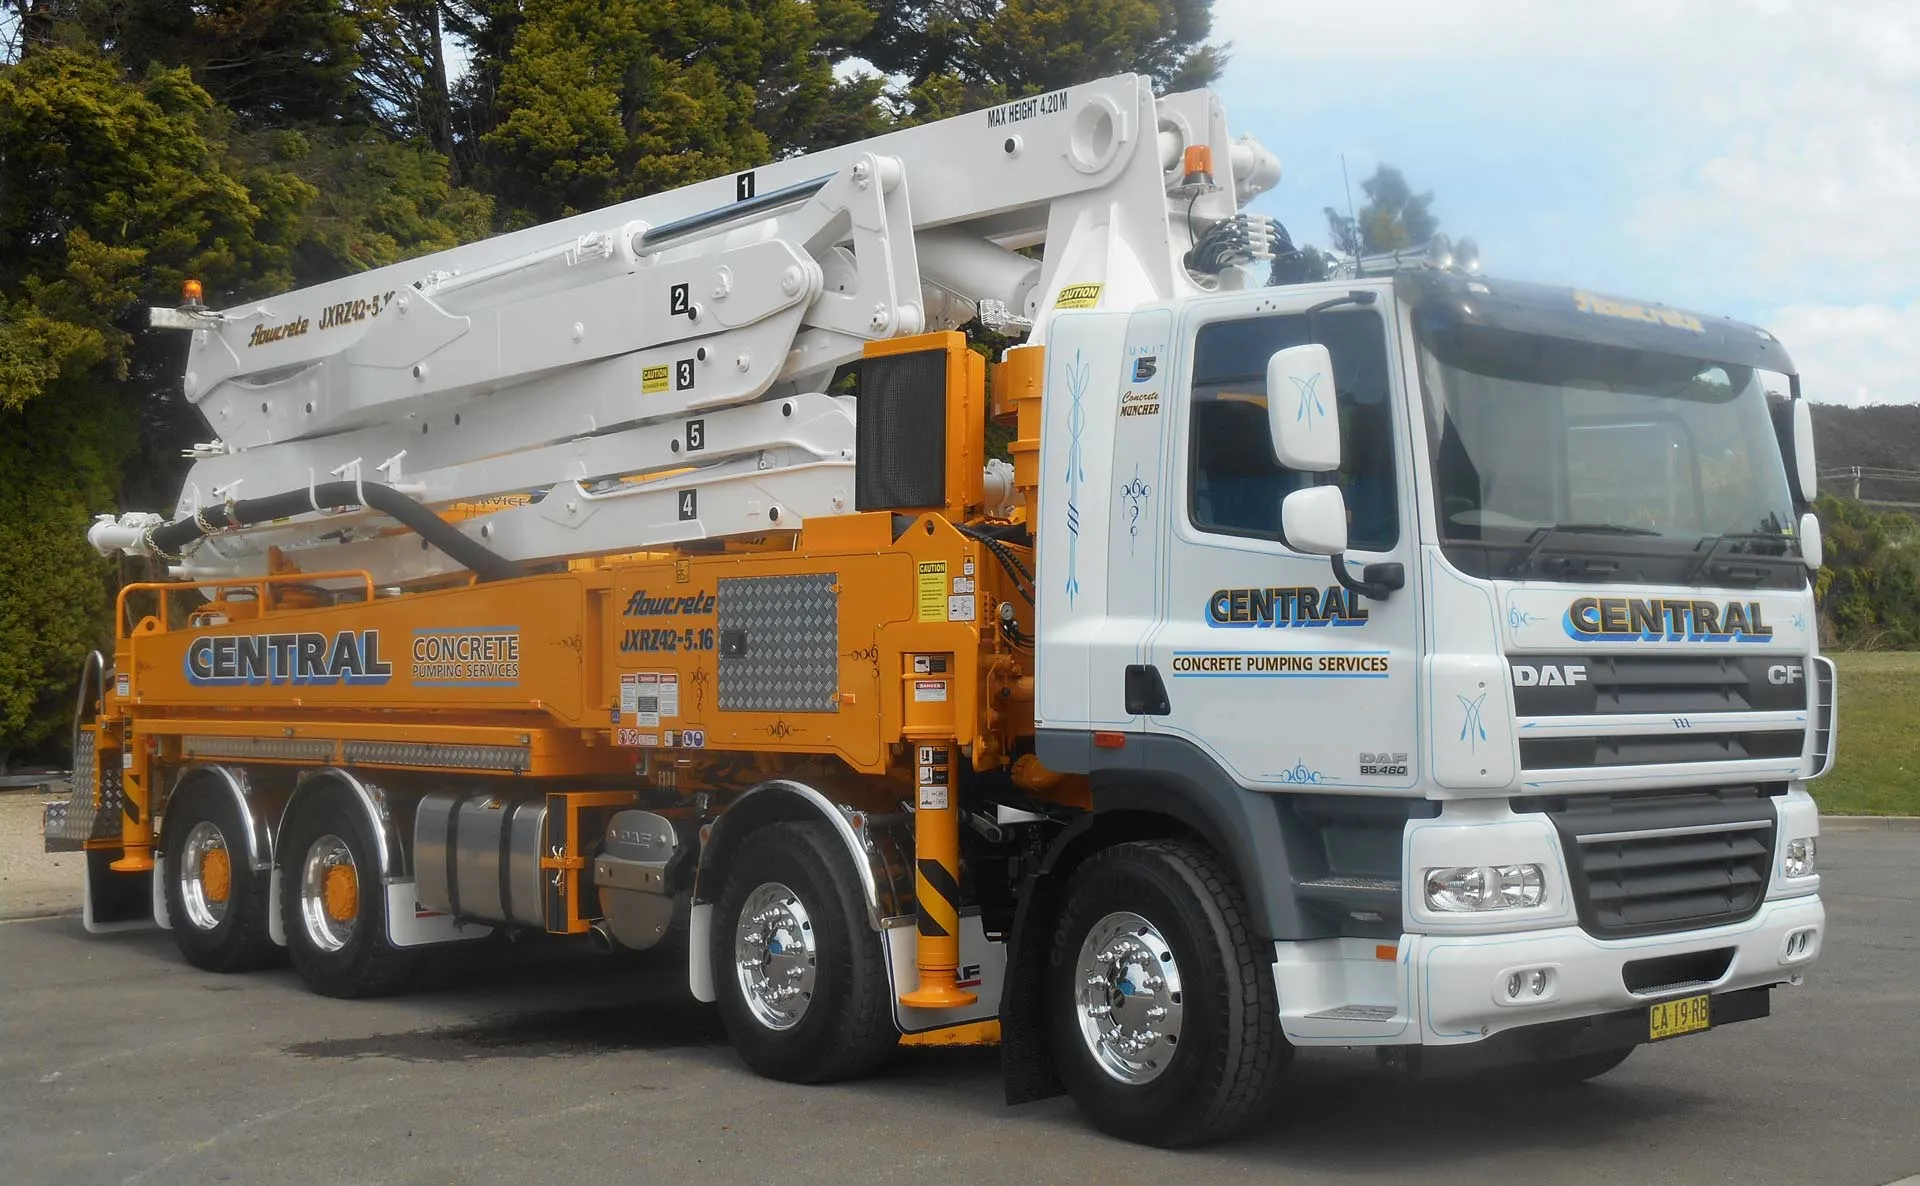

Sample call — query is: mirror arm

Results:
[1329,555,1404,602]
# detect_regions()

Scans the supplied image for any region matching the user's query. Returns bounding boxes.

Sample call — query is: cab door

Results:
[1110,286,1422,791]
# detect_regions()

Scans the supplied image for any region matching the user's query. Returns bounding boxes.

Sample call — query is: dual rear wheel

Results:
[162,786,412,997]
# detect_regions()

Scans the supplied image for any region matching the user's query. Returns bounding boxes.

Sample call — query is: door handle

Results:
[1125,665,1171,716]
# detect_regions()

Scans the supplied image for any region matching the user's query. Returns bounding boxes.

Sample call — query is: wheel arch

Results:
[276,767,409,885]
[694,779,913,929]
[161,764,286,874]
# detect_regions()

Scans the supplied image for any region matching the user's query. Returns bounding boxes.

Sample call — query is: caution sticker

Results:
[917,561,948,622]
[642,364,670,393]
[1054,283,1103,310]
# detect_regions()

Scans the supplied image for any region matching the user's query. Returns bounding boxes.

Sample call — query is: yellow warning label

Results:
[1054,283,1103,310]
[642,364,670,393]
[917,561,948,622]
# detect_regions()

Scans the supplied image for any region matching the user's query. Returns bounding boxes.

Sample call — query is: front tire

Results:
[710,821,896,1083]
[1048,839,1290,1147]
[278,792,415,998]
[162,785,276,972]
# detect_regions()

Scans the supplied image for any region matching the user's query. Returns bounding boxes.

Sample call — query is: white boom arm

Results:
[102,75,1281,584]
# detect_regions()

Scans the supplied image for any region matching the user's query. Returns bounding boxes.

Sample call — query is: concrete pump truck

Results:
[49,74,1832,1146]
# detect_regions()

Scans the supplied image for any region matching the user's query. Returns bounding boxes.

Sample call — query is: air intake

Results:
[1810,655,1837,776]
[855,348,948,511]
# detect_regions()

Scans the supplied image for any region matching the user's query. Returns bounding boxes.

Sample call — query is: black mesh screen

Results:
[855,349,947,511]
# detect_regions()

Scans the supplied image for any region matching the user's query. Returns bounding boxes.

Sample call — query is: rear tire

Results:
[278,791,415,998]
[1528,1046,1634,1085]
[162,785,276,972]
[711,821,896,1083]
[1048,839,1290,1147]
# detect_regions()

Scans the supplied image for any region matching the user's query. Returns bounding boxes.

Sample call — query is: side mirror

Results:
[1281,486,1348,556]
[1791,398,1817,502]
[1799,510,1823,570]
[1266,344,1341,472]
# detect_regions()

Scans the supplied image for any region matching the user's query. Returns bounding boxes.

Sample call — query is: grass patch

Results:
[1813,652,1920,816]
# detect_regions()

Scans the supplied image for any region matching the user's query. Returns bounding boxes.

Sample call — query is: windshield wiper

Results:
[1513,522,1660,578]
[1686,531,1794,585]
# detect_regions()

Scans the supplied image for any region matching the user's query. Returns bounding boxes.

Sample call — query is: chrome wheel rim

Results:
[733,881,818,1031]
[178,820,230,931]
[299,834,358,953]
[1074,910,1185,1085]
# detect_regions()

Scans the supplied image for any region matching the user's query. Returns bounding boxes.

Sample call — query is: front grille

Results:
[1518,787,1777,938]
[1520,730,1804,769]
[1510,654,1807,717]
[1511,652,1811,775]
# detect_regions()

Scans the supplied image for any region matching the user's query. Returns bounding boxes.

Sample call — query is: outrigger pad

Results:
[84,849,153,929]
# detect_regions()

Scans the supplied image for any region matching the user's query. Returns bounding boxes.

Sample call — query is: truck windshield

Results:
[1415,317,1804,588]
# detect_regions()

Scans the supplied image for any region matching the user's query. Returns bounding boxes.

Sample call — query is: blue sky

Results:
[1209,0,1920,405]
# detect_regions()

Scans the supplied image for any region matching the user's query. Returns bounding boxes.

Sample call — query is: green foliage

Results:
[89,0,367,126]
[480,0,878,224]
[354,0,458,160]
[1814,494,1920,651]
[1325,164,1438,256]
[0,382,131,756]
[0,47,310,404]
[863,0,1220,119]
[243,128,495,283]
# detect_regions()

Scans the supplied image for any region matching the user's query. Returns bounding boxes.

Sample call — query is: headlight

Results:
[1423,864,1546,912]
[1784,836,1817,878]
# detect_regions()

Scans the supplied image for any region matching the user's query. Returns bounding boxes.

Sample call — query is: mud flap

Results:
[82,850,155,934]
[1000,869,1067,1105]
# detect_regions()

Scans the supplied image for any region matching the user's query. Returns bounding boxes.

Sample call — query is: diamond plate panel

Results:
[44,730,114,851]
[717,574,839,713]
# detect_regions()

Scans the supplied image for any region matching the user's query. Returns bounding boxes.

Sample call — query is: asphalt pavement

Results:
[1,828,1915,1186]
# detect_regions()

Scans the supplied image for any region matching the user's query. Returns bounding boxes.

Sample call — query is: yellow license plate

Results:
[1648,993,1712,1041]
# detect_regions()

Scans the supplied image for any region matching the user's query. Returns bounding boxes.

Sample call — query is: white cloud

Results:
[1211,0,1920,400]
[1765,301,1920,406]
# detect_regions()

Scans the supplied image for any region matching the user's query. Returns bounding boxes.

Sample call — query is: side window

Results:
[1188,310,1399,551]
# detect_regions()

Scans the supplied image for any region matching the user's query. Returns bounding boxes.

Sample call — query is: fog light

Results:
[1424,864,1546,912]
[1501,965,1557,1004]
[1784,836,1817,879]
[1782,927,1819,964]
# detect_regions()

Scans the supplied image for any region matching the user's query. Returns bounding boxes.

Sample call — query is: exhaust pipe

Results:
[589,921,616,953]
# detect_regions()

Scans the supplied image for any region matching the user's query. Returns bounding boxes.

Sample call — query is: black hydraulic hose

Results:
[144,480,520,582]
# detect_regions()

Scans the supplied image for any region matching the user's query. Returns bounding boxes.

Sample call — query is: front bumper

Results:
[1411,893,1823,1045]
[1274,893,1823,1050]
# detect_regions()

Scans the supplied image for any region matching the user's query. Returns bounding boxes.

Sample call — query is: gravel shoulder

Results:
[0,789,80,920]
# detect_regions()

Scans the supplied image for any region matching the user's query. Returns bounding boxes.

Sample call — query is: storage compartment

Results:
[414,791,548,929]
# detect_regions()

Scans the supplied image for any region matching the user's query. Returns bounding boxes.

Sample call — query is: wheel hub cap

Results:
[1074,911,1184,1085]
[299,835,358,952]
[178,821,231,931]
[733,882,817,1031]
